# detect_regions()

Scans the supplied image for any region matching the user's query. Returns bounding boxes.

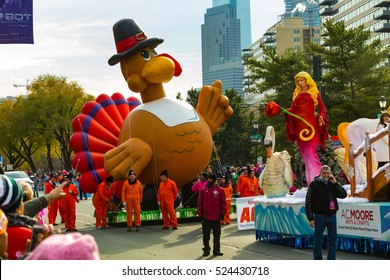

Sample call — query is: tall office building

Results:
[283,0,321,27]
[319,0,390,47]
[202,2,245,97]
[212,0,252,49]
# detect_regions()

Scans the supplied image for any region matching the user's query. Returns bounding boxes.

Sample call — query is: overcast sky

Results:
[0,0,285,100]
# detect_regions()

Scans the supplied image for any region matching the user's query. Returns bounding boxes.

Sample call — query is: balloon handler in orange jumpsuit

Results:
[239,169,259,198]
[93,176,114,229]
[122,170,143,232]
[219,176,233,225]
[45,173,61,225]
[157,170,178,230]
[61,176,79,232]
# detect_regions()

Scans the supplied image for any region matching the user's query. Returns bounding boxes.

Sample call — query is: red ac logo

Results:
[240,206,255,223]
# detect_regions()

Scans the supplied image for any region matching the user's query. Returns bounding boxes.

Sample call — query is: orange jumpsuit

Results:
[121,179,143,228]
[237,173,247,195]
[45,180,60,225]
[240,176,259,197]
[61,183,79,230]
[221,183,233,224]
[94,181,110,228]
[158,178,178,228]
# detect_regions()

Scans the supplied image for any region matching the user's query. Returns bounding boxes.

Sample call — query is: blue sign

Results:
[0,0,34,44]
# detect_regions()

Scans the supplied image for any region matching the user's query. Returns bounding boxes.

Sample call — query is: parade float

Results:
[69,18,233,221]
[255,100,390,258]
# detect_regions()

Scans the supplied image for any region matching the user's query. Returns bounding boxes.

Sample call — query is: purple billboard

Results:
[0,0,33,44]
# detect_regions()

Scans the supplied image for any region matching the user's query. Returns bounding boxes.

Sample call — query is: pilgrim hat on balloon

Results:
[108,18,164,66]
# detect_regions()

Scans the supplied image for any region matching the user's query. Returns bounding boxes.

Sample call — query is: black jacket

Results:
[305,175,347,221]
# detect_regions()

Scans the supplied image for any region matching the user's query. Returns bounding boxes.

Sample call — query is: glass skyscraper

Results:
[212,0,252,49]
[202,1,249,98]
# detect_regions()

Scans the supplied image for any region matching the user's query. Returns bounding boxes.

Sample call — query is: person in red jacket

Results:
[45,173,60,225]
[157,170,178,230]
[121,170,143,232]
[60,176,79,232]
[219,176,233,225]
[94,176,113,229]
[240,169,259,198]
[197,173,226,257]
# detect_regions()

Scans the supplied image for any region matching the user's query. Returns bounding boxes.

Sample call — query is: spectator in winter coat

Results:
[26,232,100,260]
[197,173,226,257]
[31,173,40,198]
[0,209,8,259]
[191,172,208,193]
[305,165,347,260]
[0,174,39,259]
[374,112,390,169]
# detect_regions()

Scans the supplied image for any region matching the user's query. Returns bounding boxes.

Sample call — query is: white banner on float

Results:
[337,203,382,239]
[236,196,257,230]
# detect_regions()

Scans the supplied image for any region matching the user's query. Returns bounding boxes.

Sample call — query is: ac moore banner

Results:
[0,0,33,44]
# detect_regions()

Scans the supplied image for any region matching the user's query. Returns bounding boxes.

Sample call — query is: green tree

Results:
[185,88,199,109]
[0,100,25,169]
[175,92,182,100]
[7,97,43,171]
[307,19,390,131]
[25,74,94,170]
[212,89,254,168]
[244,45,310,97]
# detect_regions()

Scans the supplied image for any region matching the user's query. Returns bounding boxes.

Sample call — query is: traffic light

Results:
[312,55,322,81]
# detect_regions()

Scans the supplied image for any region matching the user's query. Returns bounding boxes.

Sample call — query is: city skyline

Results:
[0,0,285,100]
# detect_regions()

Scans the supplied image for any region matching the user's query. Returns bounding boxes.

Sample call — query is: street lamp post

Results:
[10,153,14,171]
[60,144,64,169]
[379,96,388,114]
[253,121,259,164]
[251,120,262,165]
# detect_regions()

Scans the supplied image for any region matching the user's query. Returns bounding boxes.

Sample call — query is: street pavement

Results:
[46,195,386,260]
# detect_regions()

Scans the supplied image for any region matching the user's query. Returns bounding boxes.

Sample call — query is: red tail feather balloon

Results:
[69,93,141,193]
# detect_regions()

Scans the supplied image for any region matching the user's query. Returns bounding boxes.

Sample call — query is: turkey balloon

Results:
[71,18,233,210]
[104,18,233,187]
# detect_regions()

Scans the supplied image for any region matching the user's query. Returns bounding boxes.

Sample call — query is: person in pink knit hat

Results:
[26,232,100,260]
